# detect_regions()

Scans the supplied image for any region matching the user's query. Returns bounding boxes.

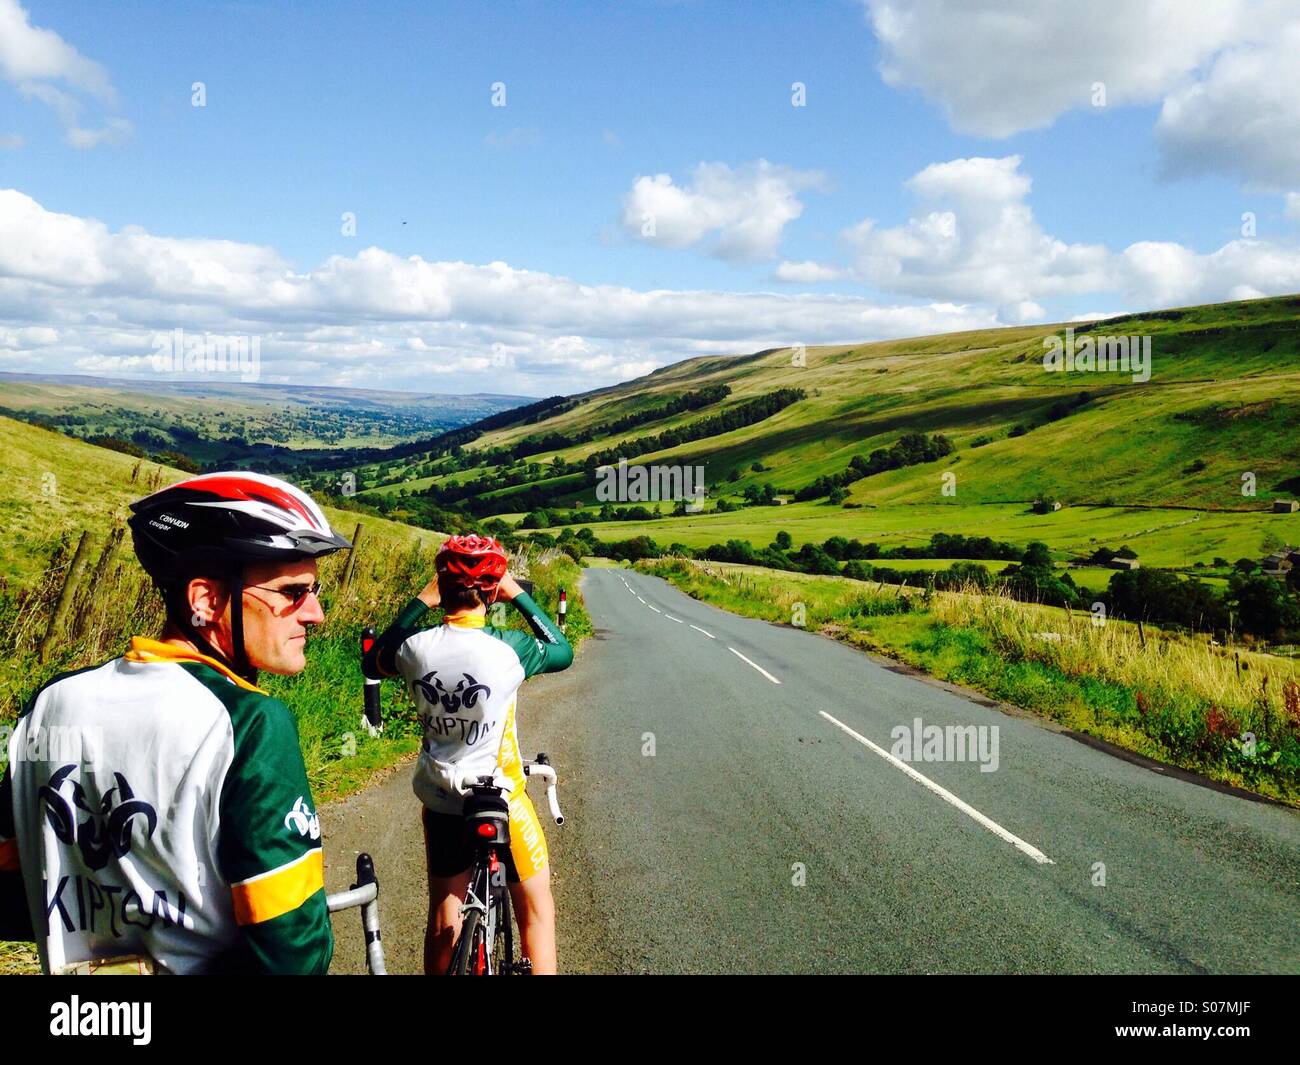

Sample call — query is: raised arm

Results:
[496,574,573,677]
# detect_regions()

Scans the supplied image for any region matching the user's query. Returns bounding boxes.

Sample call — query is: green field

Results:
[520,500,1298,568]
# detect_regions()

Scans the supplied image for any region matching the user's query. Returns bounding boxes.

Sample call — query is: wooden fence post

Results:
[69,527,124,641]
[39,530,93,661]
[339,523,364,598]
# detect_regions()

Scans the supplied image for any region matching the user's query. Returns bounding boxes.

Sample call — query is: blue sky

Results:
[2,0,1298,395]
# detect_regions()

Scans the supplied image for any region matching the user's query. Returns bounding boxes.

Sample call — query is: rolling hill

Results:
[332,294,1300,567]
[0,373,530,466]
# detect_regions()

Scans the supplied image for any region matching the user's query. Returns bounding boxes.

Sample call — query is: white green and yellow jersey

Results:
[0,638,331,975]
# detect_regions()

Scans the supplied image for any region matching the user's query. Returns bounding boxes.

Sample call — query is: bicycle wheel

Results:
[450,909,482,976]
[490,888,513,974]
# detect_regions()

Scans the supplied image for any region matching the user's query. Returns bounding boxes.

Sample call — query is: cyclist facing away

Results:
[362,534,572,975]
[0,472,349,974]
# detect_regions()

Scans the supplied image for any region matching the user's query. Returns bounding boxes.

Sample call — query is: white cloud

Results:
[0,187,998,393]
[842,156,1110,305]
[1118,239,1300,307]
[863,0,1300,192]
[1156,22,1300,191]
[0,0,131,148]
[797,154,1300,312]
[1287,193,1300,222]
[620,160,827,262]
[0,324,57,348]
[774,260,848,283]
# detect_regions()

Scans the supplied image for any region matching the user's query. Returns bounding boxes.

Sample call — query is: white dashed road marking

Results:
[818,711,1054,866]
[727,647,781,684]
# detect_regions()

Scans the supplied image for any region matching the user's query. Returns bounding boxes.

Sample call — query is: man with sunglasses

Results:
[0,472,350,974]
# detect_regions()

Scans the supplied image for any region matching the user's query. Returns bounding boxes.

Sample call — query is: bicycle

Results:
[446,754,562,976]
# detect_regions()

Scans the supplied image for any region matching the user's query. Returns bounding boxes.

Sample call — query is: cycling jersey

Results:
[0,638,332,975]
[364,592,571,879]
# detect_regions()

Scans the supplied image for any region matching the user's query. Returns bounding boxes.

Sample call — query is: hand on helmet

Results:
[417,575,442,610]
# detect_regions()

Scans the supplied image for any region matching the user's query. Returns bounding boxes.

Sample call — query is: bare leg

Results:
[423,812,471,975]
[508,867,556,975]
[424,869,469,975]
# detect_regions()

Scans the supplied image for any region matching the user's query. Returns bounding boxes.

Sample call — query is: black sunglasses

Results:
[246,580,322,609]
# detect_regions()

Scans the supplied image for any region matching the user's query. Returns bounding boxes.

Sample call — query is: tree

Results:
[773,530,793,550]
[1228,573,1300,639]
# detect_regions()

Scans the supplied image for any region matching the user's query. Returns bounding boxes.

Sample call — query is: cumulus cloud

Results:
[841,156,1110,305]
[863,0,1300,192]
[0,188,997,393]
[1155,21,1300,191]
[794,155,1300,311]
[0,0,131,147]
[1118,239,1300,307]
[620,160,827,262]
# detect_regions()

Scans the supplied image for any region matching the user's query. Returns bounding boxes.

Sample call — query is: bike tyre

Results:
[491,889,513,974]
[450,909,482,976]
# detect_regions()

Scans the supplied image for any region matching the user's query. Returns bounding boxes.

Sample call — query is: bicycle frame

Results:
[447,755,562,975]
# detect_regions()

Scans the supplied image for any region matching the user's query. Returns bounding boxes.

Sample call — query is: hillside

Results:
[0,373,530,467]
[331,295,1300,568]
[0,414,446,585]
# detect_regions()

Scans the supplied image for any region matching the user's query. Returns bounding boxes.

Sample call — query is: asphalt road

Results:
[326,567,1300,974]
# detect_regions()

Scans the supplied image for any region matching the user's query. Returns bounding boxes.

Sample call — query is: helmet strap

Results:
[227,569,255,683]
[168,568,258,685]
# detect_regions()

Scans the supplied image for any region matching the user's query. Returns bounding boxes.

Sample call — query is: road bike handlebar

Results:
[461,756,563,825]
[523,757,563,825]
[325,853,387,975]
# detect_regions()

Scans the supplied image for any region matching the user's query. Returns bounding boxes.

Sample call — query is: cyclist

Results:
[0,472,350,974]
[362,534,572,975]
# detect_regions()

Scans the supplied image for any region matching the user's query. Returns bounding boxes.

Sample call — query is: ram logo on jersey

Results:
[283,797,321,840]
[38,765,158,872]
[413,671,491,715]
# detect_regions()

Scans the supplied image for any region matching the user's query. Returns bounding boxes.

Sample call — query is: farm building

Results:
[1272,500,1300,513]
[1262,548,1300,577]
[1107,557,1140,570]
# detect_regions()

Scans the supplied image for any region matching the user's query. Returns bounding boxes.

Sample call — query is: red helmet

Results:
[436,534,508,591]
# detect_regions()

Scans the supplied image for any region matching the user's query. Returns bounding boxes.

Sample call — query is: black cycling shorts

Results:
[421,806,521,883]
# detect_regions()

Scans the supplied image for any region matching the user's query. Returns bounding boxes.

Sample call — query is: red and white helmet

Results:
[129,471,352,584]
